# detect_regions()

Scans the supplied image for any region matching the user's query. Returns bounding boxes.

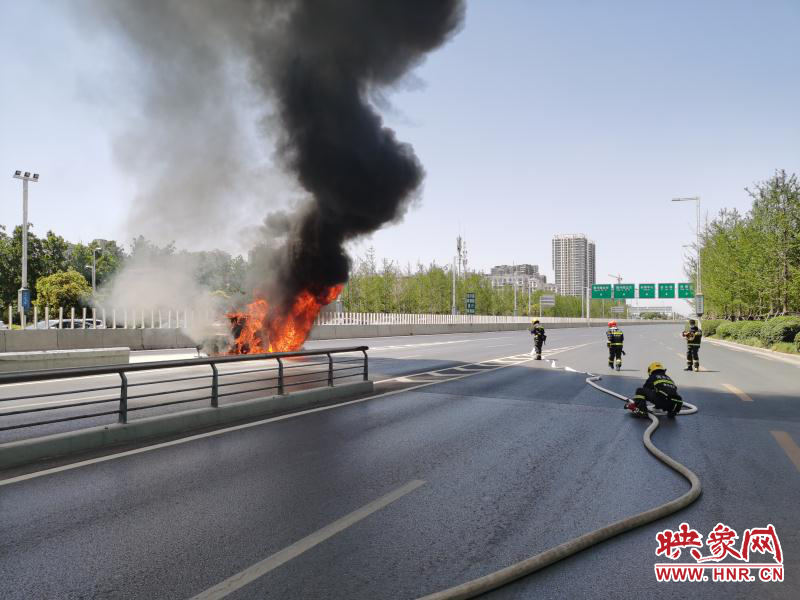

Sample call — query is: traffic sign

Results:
[19,288,31,311]
[465,292,476,315]
[611,306,625,314]
[639,283,655,299]
[678,283,695,298]
[613,284,635,299]
[694,294,704,316]
[591,284,612,299]
[658,283,675,298]
[539,294,556,307]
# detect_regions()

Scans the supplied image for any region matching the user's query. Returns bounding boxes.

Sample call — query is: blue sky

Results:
[1,0,798,311]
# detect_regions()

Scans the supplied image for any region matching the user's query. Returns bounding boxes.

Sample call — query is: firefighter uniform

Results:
[530,320,546,360]
[682,321,702,371]
[606,326,624,370]
[628,362,683,418]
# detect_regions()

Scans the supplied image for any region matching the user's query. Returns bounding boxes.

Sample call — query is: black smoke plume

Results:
[82,0,464,312]
[253,0,465,307]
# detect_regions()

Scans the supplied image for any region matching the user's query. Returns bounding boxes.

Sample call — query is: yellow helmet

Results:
[647,361,666,375]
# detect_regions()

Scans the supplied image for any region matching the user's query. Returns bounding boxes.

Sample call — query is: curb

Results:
[0,381,373,471]
[705,337,800,367]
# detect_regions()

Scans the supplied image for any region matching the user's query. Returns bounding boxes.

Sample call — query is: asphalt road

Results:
[1,324,798,599]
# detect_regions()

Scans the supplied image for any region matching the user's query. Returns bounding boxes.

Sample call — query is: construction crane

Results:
[608,273,623,284]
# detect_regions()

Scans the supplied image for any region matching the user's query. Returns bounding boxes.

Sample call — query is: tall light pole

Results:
[12,171,39,312]
[672,196,702,312]
[86,247,102,293]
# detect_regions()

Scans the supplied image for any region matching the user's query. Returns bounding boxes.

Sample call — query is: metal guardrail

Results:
[313,312,660,326]
[0,346,369,432]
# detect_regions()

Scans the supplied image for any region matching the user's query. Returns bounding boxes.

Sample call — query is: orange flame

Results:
[227,284,342,354]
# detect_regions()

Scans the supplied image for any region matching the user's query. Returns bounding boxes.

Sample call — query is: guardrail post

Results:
[277,357,285,395]
[210,363,219,407]
[119,372,128,424]
[362,349,368,381]
[327,353,334,386]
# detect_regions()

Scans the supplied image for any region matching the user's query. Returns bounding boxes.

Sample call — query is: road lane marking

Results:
[770,431,800,472]
[722,383,753,402]
[190,479,426,600]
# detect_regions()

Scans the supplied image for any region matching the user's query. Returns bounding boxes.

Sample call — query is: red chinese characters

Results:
[655,523,703,559]
[693,523,742,562]
[741,525,782,563]
[655,522,783,564]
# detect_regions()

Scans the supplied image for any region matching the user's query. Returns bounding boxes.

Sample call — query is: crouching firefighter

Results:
[606,320,624,370]
[681,319,702,371]
[530,319,546,360]
[626,362,684,418]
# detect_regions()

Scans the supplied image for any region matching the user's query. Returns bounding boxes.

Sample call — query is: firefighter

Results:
[606,320,624,370]
[625,361,684,418]
[681,319,702,371]
[530,319,546,360]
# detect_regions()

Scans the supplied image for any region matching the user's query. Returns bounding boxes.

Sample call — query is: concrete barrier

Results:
[0,348,130,373]
[0,380,373,471]
[0,320,680,352]
[101,329,144,350]
[142,328,177,350]
[57,329,99,350]
[3,330,59,352]
[307,320,679,340]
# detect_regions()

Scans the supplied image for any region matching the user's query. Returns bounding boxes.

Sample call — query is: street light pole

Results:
[672,196,702,310]
[92,247,101,292]
[12,171,39,312]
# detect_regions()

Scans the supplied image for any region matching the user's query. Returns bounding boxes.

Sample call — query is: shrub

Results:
[701,319,724,337]
[735,321,764,342]
[759,316,800,346]
[773,341,799,354]
[795,331,800,351]
[715,321,737,339]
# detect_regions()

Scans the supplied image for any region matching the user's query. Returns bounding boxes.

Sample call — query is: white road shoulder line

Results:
[191,479,425,600]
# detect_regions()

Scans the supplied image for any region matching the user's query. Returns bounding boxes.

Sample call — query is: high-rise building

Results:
[488,264,547,291]
[552,234,596,296]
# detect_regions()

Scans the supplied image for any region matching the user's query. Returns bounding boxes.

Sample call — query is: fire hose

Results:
[417,374,700,600]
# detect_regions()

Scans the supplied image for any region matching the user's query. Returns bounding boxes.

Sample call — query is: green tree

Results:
[747,169,800,315]
[33,270,92,312]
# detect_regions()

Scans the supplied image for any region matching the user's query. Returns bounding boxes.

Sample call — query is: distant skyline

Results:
[2,0,799,314]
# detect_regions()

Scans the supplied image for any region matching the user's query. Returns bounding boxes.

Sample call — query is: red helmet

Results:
[608,320,617,327]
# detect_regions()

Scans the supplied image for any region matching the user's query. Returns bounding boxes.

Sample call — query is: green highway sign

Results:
[614,283,635,299]
[678,283,695,298]
[639,284,656,299]
[465,292,476,315]
[591,284,612,299]
[658,283,675,298]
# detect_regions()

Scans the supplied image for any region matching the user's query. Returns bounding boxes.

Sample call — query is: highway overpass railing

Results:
[312,312,649,326]
[3,306,661,331]
[0,346,368,433]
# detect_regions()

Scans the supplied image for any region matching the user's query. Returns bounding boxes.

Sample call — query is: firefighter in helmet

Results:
[681,319,703,371]
[530,319,546,360]
[626,361,684,418]
[606,320,624,370]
